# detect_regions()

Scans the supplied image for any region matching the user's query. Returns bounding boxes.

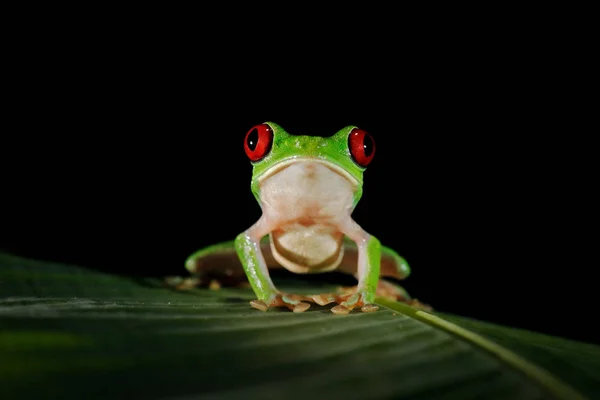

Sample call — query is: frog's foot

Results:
[323,288,378,315]
[250,292,313,313]
[332,282,433,313]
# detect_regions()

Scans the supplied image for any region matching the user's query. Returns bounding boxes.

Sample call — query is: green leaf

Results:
[1,252,598,400]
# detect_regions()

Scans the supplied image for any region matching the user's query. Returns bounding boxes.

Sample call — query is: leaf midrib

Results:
[377,297,588,400]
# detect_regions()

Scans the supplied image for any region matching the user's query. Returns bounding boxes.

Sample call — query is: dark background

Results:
[1,19,596,346]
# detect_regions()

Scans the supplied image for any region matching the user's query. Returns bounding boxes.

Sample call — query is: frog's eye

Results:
[244,123,273,162]
[348,128,376,167]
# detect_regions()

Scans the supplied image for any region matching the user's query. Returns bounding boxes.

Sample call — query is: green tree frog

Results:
[174,122,424,314]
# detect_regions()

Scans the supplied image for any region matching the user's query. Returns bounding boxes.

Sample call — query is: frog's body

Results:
[175,122,424,314]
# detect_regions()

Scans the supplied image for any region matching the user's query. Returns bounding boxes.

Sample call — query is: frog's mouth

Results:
[256,157,360,188]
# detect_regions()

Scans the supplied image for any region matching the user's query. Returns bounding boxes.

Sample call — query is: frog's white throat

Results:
[257,158,358,274]
[256,157,359,188]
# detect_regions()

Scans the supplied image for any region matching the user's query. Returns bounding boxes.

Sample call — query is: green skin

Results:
[183,122,413,313]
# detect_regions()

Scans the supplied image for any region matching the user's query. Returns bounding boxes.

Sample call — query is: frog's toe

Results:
[251,293,313,312]
[333,288,379,313]
[293,302,311,313]
[310,293,337,306]
[361,304,379,312]
[340,292,361,308]
[331,305,351,315]
[250,299,269,312]
[331,302,377,314]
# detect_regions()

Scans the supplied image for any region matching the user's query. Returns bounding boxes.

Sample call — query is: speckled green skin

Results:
[362,235,381,304]
[234,233,277,301]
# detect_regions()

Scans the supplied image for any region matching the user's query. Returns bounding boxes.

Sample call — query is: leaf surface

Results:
[0,253,598,400]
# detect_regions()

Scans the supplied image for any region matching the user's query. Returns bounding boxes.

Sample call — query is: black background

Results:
[2,19,596,346]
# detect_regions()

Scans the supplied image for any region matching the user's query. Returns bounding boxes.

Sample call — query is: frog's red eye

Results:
[348,128,376,167]
[244,123,273,162]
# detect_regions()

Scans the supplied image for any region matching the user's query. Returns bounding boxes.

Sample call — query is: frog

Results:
[168,122,427,314]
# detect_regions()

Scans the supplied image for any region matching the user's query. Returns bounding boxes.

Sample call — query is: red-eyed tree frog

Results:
[171,123,427,314]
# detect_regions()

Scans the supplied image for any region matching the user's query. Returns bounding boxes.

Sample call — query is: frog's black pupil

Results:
[363,135,374,157]
[247,128,259,151]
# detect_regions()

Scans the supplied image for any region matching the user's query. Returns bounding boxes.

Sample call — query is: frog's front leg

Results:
[234,217,312,313]
[332,218,381,314]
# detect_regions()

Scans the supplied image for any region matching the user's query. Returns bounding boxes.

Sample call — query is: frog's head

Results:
[243,121,376,206]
